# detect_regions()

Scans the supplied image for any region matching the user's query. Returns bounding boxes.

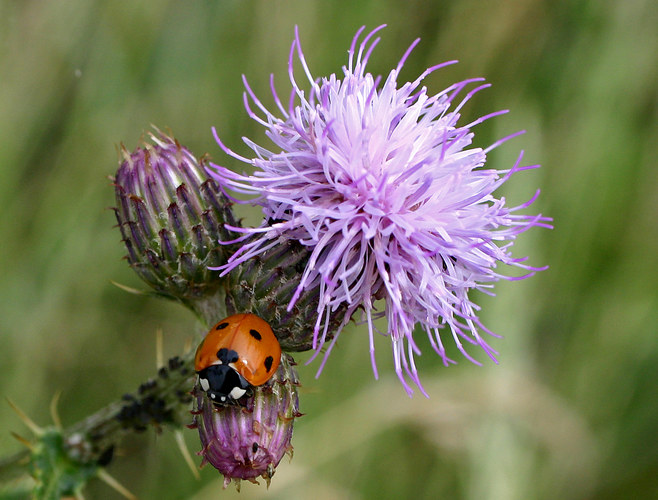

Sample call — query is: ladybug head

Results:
[197,364,250,404]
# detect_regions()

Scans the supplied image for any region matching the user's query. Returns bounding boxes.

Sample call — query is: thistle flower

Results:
[113,130,238,309]
[208,26,551,395]
[193,353,299,488]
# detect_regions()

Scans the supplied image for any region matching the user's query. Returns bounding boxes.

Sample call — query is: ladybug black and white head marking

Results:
[197,347,251,403]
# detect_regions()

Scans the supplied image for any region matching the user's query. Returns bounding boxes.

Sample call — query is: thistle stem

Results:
[0,349,198,481]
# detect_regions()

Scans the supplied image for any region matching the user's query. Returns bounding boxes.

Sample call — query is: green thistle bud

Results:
[192,353,299,488]
[113,130,238,310]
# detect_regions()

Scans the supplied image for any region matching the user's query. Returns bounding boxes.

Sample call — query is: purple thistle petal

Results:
[208,26,551,395]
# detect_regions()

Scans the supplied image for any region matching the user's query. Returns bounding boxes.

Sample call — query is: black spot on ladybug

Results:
[252,442,259,453]
[264,356,274,372]
[216,322,229,330]
[217,347,239,363]
[249,329,262,341]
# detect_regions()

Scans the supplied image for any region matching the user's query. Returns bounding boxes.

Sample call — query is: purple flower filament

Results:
[209,25,552,396]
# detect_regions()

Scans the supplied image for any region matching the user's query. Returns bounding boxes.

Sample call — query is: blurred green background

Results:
[1,0,657,498]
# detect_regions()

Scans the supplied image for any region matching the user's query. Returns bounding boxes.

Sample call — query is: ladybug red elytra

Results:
[194,313,281,404]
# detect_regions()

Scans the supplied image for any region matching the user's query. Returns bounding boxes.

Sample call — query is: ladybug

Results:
[194,313,281,404]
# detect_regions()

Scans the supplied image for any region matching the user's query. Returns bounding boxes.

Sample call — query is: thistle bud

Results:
[193,353,299,488]
[113,130,238,307]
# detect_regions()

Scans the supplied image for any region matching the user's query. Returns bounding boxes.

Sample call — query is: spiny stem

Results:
[64,351,197,465]
[0,350,198,483]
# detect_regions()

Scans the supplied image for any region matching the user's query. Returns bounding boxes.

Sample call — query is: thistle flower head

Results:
[113,130,238,306]
[193,353,299,487]
[208,26,551,395]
